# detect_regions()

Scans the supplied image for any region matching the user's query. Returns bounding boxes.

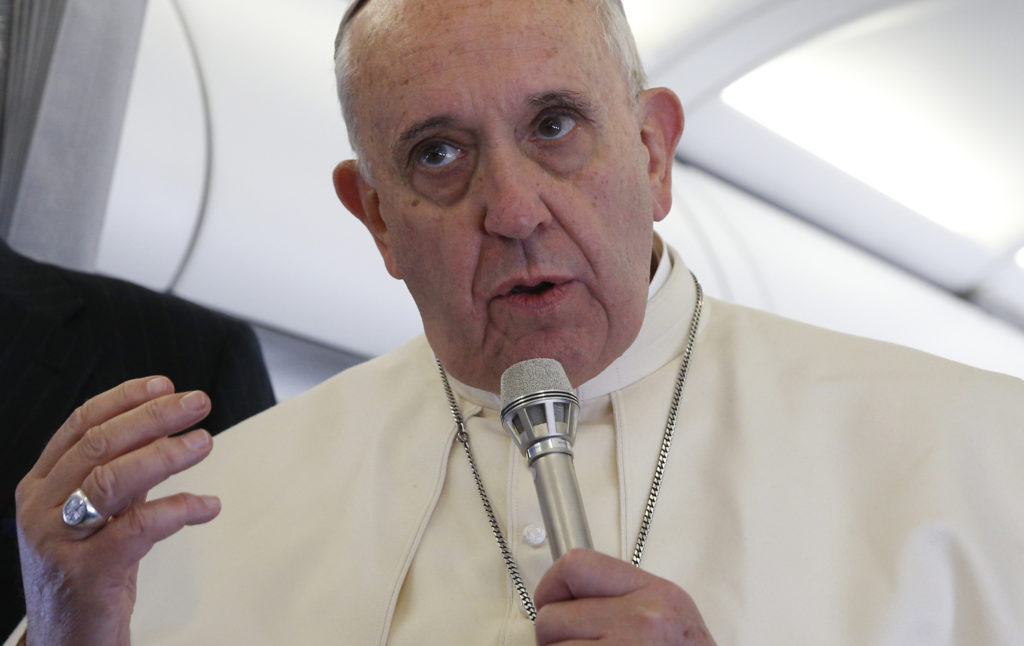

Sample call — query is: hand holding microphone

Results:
[500,358,592,560]
[500,359,716,644]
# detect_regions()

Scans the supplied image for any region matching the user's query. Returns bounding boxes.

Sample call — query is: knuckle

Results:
[122,503,150,537]
[179,493,206,517]
[668,585,698,620]
[79,425,111,461]
[152,437,182,472]
[557,547,588,572]
[14,476,33,508]
[632,601,667,630]
[658,579,691,606]
[117,379,136,402]
[143,398,170,429]
[66,402,88,432]
[630,583,698,640]
[14,479,39,526]
[88,462,120,502]
[561,547,583,564]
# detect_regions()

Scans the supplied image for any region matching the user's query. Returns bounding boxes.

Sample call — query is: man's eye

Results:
[417,142,462,168]
[536,114,576,140]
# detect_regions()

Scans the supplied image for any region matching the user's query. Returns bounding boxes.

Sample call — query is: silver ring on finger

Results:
[62,488,107,529]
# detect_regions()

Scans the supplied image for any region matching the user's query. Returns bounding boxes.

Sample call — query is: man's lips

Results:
[492,278,576,310]
[509,281,557,295]
[493,274,574,298]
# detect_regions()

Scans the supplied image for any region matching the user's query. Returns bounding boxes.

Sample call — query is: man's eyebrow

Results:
[528,91,597,116]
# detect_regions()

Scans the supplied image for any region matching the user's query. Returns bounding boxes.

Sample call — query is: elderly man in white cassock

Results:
[9,0,1024,644]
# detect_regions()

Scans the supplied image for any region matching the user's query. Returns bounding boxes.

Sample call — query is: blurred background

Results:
[2,0,1022,400]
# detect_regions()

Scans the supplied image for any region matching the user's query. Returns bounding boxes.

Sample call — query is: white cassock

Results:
[8,244,1022,645]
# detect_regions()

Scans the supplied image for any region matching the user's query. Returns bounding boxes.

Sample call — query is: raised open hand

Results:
[15,376,221,646]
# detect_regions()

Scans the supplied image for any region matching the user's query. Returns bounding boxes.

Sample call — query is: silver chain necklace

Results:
[436,272,703,623]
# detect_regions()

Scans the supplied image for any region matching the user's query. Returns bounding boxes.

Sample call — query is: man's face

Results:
[335,0,682,392]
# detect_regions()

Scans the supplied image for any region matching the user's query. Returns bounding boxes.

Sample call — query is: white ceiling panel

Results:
[721,0,1024,251]
[666,0,1024,326]
[646,0,901,107]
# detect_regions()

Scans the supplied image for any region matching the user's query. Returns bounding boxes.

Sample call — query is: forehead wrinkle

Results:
[390,43,561,88]
[354,0,612,89]
[356,0,624,174]
[357,2,580,85]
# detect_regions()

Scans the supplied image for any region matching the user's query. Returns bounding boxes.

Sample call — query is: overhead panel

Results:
[622,0,779,77]
[721,0,1024,253]
[658,164,1024,379]
[663,0,1024,327]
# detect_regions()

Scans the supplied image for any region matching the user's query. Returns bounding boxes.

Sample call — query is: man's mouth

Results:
[509,281,557,295]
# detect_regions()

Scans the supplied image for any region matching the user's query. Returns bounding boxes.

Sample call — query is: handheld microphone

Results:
[500,358,593,560]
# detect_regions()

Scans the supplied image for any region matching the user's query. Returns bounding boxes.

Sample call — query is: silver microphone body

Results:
[500,359,593,560]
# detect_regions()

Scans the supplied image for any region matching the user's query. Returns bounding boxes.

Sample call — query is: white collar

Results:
[647,233,671,298]
[577,243,697,402]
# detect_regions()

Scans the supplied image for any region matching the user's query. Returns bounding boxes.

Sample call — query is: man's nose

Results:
[479,148,552,240]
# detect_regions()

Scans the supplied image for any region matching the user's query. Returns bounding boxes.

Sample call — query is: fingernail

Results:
[201,495,221,512]
[183,429,210,450]
[147,377,172,396]
[181,391,208,411]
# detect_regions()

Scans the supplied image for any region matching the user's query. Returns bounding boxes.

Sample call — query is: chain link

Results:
[631,273,703,566]
[437,358,539,621]
[435,272,703,623]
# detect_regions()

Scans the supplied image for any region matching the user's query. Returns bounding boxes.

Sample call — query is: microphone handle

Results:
[531,452,593,559]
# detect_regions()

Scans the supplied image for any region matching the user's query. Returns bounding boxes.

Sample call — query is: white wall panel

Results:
[97,0,207,290]
[168,0,422,356]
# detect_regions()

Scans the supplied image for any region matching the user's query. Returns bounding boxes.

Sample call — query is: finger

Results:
[534,596,604,645]
[534,549,648,608]
[536,590,713,646]
[31,376,174,477]
[71,428,214,528]
[535,565,714,646]
[90,492,221,569]
[47,390,211,498]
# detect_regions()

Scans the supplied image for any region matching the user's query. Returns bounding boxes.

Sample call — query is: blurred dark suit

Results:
[0,238,276,633]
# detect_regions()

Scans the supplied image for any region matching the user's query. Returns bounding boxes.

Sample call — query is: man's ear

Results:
[638,88,684,222]
[332,160,404,279]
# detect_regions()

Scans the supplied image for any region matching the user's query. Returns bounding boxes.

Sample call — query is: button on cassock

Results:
[522,524,547,547]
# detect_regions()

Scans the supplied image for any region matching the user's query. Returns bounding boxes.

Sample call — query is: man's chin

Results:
[436,325,617,393]
[493,337,606,390]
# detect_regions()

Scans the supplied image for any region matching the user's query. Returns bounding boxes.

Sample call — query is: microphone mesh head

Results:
[500,358,572,407]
